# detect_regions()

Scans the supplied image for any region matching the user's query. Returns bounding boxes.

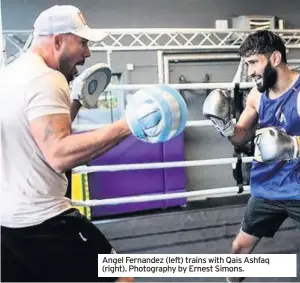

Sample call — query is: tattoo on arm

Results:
[44,120,55,139]
[43,118,70,149]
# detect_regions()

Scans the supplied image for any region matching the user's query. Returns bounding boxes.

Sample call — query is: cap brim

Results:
[73,27,108,42]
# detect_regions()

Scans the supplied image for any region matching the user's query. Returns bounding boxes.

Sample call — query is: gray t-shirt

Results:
[0,51,72,228]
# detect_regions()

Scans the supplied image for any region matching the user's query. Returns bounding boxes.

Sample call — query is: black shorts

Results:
[241,196,300,238]
[1,208,118,282]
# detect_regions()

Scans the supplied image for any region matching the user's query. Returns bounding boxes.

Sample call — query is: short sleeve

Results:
[25,71,71,122]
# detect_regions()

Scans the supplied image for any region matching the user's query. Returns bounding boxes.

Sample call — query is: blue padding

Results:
[160,85,188,137]
[144,86,172,142]
[126,85,187,143]
[126,97,147,140]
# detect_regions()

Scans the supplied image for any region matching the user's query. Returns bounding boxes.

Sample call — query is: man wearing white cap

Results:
[0,4,164,282]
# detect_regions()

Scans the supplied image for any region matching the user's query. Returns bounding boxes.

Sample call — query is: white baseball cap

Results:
[33,5,107,42]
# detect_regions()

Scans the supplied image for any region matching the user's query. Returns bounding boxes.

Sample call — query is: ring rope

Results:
[72,119,237,132]
[72,185,250,207]
[105,82,254,91]
[72,156,254,174]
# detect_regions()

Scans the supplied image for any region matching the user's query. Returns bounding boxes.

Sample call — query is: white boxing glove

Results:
[71,63,111,109]
[254,127,300,162]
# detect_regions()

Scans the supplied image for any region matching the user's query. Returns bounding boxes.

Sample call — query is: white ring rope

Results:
[72,156,254,174]
[72,119,237,132]
[72,185,250,207]
[105,82,254,91]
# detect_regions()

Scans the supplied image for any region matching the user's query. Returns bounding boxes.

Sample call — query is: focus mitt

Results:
[125,85,188,143]
[71,63,111,108]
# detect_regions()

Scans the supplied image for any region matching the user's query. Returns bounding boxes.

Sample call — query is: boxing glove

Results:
[254,127,300,162]
[203,89,235,137]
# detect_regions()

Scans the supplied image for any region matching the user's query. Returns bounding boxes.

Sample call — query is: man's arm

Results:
[26,71,130,173]
[229,88,260,146]
[70,100,82,121]
[28,71,170,173]
[30,114,130,173]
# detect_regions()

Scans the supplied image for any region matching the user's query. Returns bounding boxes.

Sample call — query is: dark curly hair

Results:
[238,30,287,64]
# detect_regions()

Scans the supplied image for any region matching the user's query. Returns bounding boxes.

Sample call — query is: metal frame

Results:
[3,28,300,67]
[161,52,241,84]
[86,28,300,51]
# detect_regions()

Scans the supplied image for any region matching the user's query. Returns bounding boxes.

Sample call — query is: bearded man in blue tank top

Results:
[203,30,300,282]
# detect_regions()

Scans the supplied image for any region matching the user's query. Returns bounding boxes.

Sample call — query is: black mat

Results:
[95,201,300,282]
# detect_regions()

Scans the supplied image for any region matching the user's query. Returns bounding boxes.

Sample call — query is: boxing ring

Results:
[68,31,300,213]
[1,26,300,281]
[2,28,300,213]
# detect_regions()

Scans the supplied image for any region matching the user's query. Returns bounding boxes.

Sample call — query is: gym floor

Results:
[96,195,300,282]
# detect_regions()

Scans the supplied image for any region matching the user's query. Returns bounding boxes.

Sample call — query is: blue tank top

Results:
[250,76,300,200]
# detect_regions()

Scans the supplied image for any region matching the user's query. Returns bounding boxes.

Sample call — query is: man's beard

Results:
[257,60,278,93]
[58,53,75,83]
